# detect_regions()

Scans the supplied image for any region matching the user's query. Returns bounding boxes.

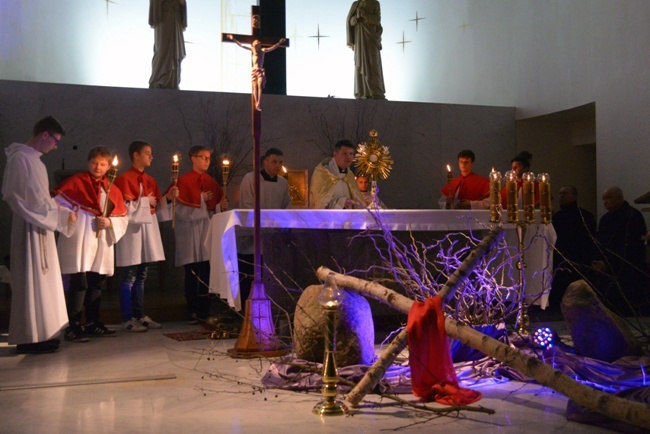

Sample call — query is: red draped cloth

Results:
[407,296,482,405]
[169,169,222,210]
[114,166,162,214]
[53,171,127,217]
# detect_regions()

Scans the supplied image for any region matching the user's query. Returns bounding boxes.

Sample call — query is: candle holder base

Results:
[312,399,349,417]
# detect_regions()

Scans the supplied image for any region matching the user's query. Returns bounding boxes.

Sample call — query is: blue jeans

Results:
[119,264,148,322]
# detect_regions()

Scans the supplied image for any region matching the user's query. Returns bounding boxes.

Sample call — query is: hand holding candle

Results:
[522,171,535,223]
[97,155,119,238]
[505,170,518,223]
[171,154,179,228]
[489,167,502,223]
[537,173,552,224]
[445,164,454,209]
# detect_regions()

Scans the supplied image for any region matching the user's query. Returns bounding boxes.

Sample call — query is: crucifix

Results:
[222,5,290,357]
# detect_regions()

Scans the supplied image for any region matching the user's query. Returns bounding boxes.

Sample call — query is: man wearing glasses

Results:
[2,116,78,354]
[169,145,228,323]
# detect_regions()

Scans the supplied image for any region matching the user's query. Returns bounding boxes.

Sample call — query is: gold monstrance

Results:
[353,130,393,207]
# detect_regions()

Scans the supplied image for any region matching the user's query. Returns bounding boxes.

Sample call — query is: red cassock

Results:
[440,172,490,201]
[169,169,223,210]
[114,167,162,214]
[407,296,482,406]
[53,171,127,217]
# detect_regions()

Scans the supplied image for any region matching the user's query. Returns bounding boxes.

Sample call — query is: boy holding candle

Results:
[170,145,228,323]
[438,149,490,210]
[53,146,129,341]
[113,141,177,332]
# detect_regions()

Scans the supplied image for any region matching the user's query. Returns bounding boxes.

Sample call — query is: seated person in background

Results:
[438,149,489,209]
[500,151,539,207]
[592,186,649,315]
[550,185,597,307]
[237,147,292,306]
[310,139,364,209]
[356,174,386,208]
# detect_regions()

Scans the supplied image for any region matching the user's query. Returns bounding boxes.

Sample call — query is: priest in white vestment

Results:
[1,116,77,353]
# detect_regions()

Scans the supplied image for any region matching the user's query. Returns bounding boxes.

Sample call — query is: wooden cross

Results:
[221,5,289,357]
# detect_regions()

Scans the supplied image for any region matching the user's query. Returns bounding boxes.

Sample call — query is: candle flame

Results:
[491,167,495,172]
[446,164,451,172]
[282,165,287,173]
[112,156,118,166]
[222,159,230,166]
[173,154,179,163]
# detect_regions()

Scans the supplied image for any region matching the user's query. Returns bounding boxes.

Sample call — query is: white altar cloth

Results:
[205,209,556,311]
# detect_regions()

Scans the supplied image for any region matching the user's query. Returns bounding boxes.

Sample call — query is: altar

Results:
[205,209,557,312]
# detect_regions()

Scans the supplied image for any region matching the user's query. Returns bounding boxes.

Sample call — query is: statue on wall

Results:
[148,0,187,89]
[346,0,386,100]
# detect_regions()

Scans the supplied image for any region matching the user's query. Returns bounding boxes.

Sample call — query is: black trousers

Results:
[66,272,106,326]
[184,261,210,318]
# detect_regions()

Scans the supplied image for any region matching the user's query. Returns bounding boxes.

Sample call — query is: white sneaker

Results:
[122,318,147,332]
[138,315,162,329]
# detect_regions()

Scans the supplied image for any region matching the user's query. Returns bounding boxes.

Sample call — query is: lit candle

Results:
[281,165,288,179]
[537,173,552,224]
[171,154,179,228]
[221,158,230,189]
[445,164,453,209]
[505,170,518,223]
[97,155,119,238]
[522,171,535,223]
[489,167,502,223]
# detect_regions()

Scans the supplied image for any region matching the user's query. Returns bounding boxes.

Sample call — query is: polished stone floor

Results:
[0,320,618,434]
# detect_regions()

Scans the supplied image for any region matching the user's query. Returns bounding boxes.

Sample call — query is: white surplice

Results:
[115,192,170,267]
[2,143,76,344]
[55,189,128,276]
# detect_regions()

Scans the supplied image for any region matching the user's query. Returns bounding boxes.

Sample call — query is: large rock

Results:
[293,284,375,366]
[561,280,642,362]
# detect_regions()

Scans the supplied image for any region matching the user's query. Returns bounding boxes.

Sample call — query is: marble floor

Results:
[0,320,622,434]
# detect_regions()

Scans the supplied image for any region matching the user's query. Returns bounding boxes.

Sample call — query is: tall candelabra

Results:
[491,169,553,336]
[96,156,119,238]
[312,273,349,417]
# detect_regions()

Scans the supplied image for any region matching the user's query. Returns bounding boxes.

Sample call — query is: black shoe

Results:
[64,326,90,343]
[16,341,60,354]
[85,322,117,337]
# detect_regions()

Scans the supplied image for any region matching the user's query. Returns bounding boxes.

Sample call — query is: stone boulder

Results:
[293,284,375,366]
[561,280,642,362]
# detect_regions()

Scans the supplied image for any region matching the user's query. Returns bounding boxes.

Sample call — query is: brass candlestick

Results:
[96,155,119,238]
[515,223,530,335]
[221,158,230,189]
[488,168,502,223]
[537,173,552,224]
[505,170,518,223]
[171,154,179,228]
[522,172,535,223]
[313,273,349,417]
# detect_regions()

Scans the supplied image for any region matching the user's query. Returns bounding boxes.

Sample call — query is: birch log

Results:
[315,267,650,430]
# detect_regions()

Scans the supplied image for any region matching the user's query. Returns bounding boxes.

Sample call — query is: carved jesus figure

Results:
[227,34,286,111]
